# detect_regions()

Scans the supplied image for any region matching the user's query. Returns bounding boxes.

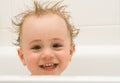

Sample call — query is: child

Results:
[12,0,79,75]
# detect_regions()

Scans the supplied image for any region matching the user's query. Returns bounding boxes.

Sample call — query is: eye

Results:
[31,45,41,50]
[53,43,62,48]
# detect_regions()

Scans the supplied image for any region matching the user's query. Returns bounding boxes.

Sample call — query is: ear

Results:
[17,48,26,66]
[69,43,75,61]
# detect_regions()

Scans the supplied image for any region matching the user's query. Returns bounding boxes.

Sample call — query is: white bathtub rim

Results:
[0,76,120,82]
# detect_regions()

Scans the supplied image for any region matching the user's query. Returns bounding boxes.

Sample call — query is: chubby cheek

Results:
[24,53,39,69]
[56,51,71,70]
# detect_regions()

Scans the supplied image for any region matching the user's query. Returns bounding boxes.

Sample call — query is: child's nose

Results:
[41,48,54,60]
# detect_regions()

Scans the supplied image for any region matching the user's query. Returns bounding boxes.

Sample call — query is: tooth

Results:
[48,64,50,66]
[46,64,49,66]
[44,64,54,67]
[49,64,51,66]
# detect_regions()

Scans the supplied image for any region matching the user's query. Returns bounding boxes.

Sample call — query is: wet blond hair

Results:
[12,0,79,46]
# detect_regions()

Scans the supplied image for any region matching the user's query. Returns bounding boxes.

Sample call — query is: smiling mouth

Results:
[39,63,58,71]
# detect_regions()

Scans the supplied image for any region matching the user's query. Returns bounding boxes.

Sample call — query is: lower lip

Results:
[44,67,56,71]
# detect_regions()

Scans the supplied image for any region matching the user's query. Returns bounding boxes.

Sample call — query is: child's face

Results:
[18,14,75,75]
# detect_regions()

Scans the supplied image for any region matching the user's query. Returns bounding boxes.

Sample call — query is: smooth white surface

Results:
[75,45,120,56]
[0,76,120,83]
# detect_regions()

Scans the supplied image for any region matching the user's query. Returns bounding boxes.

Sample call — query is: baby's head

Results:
[12,0,79,75]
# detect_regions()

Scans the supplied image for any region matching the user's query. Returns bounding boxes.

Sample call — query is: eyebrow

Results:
[29,38,64,44]
[29,40,42,45]
[51,38,64,41]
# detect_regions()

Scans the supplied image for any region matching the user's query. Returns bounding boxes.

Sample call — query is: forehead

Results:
[22,14,67,29]
[21,14,70,39]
